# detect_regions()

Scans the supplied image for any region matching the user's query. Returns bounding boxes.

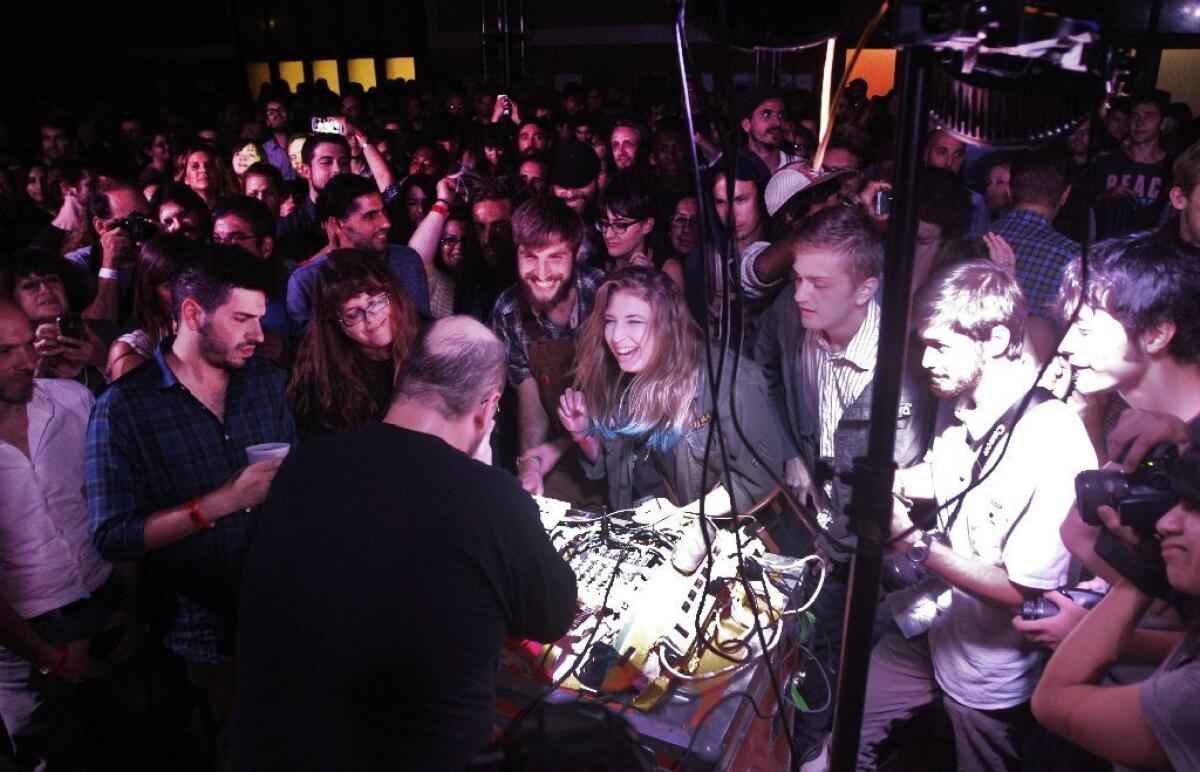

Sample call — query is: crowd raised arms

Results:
[1,70,1199,770]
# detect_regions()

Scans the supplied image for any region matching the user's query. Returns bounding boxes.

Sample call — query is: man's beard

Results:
[198,319,253,371]
[519,265,575,315]
[929,356,985,399]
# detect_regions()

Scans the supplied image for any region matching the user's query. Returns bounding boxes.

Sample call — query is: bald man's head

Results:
[0,301,37,405]
[394,316,506,418]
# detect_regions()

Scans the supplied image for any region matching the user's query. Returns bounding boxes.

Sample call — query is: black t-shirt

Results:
[232,423,577,771]
[1090,150,1172,238]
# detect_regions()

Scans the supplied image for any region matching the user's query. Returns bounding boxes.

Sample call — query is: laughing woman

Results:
[288,249,419,439]
[558,266,785,516]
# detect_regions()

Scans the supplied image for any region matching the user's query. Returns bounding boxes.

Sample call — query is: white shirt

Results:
[800,300,879,527]
[0,379,111,619]
[926,389,1096,709]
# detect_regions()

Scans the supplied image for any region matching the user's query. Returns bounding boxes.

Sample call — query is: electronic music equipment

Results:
[511,497,807,711]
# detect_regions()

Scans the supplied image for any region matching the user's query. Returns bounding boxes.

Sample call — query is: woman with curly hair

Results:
[558,266,786,515]
[288,249,420,439]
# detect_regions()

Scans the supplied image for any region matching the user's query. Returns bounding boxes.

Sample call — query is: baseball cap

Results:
[764,163,857,217]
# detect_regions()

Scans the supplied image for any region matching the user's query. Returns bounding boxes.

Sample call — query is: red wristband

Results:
[38,644,70,676]
[430,201,450,217]
[186,498,213,530]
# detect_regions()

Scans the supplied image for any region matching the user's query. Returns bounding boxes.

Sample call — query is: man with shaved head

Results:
[234,316,576,770]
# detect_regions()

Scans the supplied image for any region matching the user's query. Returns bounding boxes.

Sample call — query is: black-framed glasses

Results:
[439,235,462,247]
[595,218,642,236]
[337,293,391,328]
[670,215,698,230]
[210,232,260,247]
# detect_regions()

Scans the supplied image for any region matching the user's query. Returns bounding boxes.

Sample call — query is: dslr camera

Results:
[114,212,160,243]
[1075,442,1178,535]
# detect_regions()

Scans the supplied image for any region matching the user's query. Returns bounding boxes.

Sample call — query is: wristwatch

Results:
[906,530,935,564]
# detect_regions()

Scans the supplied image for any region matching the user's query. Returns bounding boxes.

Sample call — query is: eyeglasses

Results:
[439,235,461,247]
[337,293,391,328]
[211,232,260,247]
[265,107,285,116]
[670,215,697,230]
[595,218,643,236]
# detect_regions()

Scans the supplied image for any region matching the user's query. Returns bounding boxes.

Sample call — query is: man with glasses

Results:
[286,174,429,337]
[262,100,297,182]
[212,196,291,362]
[666,196,700,261]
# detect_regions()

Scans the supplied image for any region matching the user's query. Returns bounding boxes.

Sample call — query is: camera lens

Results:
[1021,597,1060,621]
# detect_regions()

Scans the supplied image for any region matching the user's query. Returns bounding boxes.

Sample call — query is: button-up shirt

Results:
[988,208,1080,318]
[800,300,879,528]
[801,300,880,460]
[1,380,110,619]
[86,341,296,663]
[491,266,606,388]
[262,136,296,181]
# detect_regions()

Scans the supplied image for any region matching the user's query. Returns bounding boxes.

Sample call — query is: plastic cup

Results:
[246,443,291,464]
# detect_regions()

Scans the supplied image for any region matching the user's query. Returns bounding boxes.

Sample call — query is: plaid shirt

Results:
[86,340,296,663]
[988,208,1080,317]
[491,266,606,388]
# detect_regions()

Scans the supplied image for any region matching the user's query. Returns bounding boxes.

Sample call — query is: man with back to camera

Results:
[232,317,576,770]
[855,260,1096,770]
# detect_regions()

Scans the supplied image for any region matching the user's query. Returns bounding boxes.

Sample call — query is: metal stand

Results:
[827,44,932,770]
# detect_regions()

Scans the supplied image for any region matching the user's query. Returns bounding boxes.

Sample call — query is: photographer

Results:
[1032,446,1200,771]
[65,183,157,332]
[1054,233,1200,595]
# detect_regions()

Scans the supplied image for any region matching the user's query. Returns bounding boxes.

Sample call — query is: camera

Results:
[1075,442,1178,535]
[498,95,511,118]
[56,312,85,340]
[1021,587,1105,621]
[113,212,160,243]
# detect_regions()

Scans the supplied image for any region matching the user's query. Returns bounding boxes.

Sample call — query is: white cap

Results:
[764,164,856,217]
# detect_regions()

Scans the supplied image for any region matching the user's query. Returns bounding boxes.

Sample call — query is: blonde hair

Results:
[573,267,702,451]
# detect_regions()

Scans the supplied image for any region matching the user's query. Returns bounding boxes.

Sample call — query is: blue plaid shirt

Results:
[988,208,1080,317]
[86,340,296,663]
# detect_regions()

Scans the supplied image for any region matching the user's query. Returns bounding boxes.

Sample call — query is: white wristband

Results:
[98,267,120,280]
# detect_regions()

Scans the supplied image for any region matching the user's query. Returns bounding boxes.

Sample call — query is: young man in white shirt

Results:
[856,260,1096,769]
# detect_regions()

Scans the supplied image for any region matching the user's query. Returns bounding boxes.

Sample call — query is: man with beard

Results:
[610,118,646,173]
[275,133,352,263]
[854,260,1095,770]
[262,99,297,182]
[0,301,148,769]
[738,86,802,184]
[286,173,429,336]
[491,196,605,501]
[87,247,296,763]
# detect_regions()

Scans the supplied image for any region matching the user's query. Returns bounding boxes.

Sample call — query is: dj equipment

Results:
[511,497,808,711]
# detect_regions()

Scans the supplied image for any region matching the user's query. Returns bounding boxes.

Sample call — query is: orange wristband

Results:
[186,498,213,530]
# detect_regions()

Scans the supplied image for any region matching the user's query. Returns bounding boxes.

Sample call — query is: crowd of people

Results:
[1,67,1199,770]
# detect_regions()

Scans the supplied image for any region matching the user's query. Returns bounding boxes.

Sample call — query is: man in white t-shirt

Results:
[855,261,1096,769]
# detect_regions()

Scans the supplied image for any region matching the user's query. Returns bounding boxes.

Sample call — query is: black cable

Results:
[674,4,800,759]
[883,129,1096,549]
[499,516,633,742]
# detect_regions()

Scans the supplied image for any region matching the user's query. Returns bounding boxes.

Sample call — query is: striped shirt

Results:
[800,301,880,526]
[802,300,880,457]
